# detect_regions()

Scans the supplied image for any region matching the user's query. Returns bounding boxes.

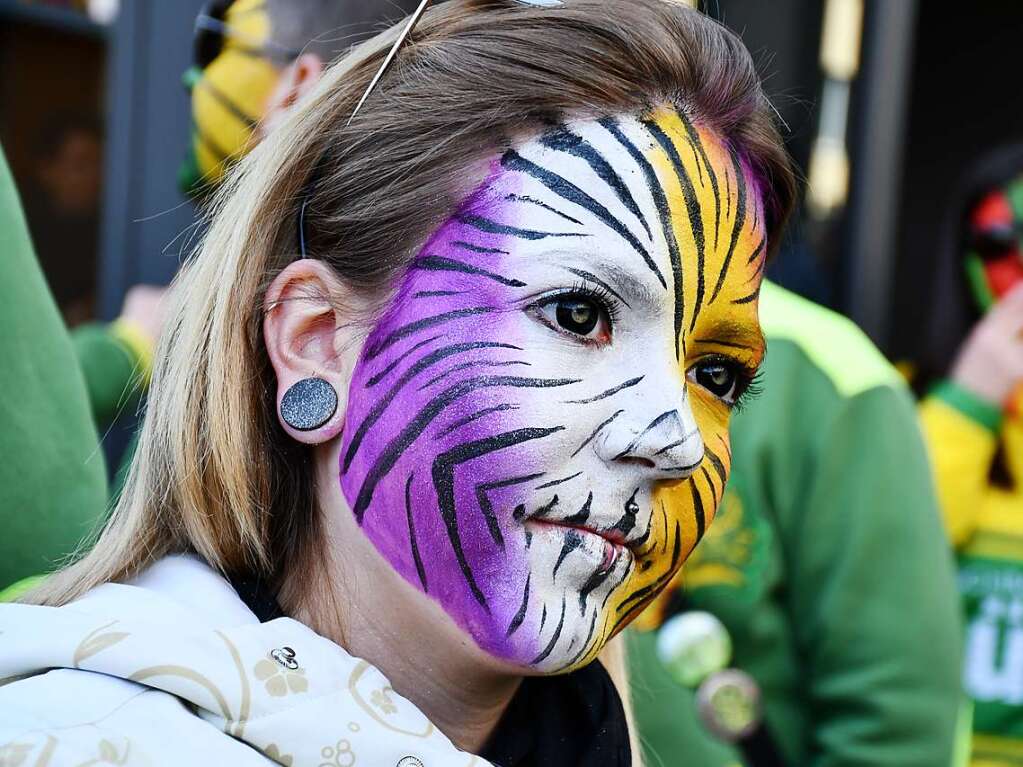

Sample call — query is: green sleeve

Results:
[0,144,108,588]
[71,323,142,428]
[786,383,963,767]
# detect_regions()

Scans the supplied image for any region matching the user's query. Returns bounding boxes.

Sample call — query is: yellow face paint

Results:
[184,0,279,191]
[591,107,768,654]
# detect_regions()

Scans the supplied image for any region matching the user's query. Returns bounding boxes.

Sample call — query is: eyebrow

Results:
[560,262,659,309]
[693,321,766,354]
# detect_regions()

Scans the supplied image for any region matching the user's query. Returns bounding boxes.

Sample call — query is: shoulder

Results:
[758,280,903,398]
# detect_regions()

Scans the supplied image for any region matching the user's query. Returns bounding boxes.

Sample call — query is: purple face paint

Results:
[340,163,561,663]
[337,113,767,671]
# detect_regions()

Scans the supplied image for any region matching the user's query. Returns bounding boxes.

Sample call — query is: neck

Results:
[284,446,523,752]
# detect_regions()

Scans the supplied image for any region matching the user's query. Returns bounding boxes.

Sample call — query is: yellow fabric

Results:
[109,318,155,385]
[923,392,1023,766]
[919,397,1004,548]
[758,281,902,397]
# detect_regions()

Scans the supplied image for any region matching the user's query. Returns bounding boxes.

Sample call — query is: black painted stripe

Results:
[531,596,567,664]
[563,492,593,525]
[536,472,581,490]
[505,194,584,226]
[700,466,719,509]
[540,604,548,632]
[570,409,624,457]
[560,608,599,670]
[564,267,632,308]
[501,150,667,288]
[506,574,531,637]
[405,473,428,592]
[613,409,678,460]
[599,117,685,358]
[654,425,700,456]
[690,478,706,542]
[705,447,728,486]
[565,376,643,405]
[724,161,732,229]
[364,307,497,361]
[439,403,519,438]
[693,337,755,351]
[553,530,584,577]
[677,109,721,253]
[414,290,469,299]
[614,521,682,616]
[421,359,529,390]
[475,472,546,548]
[415,255,527,288]
[452,240,509,255]
[454,213,588,241]
[709,147,748,305]
[578,560,615,610]
[645,119,706,335]
[540,127,653,239]
[345,341,522,472]
[433,428,565,607]
[610,489,640,537]
[746,234,766,265]
[732,286,760,305]
[366,336,440,388]
[352,375,577,522]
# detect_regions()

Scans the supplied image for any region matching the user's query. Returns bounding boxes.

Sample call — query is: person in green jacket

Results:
[628,281,965,766]
[0,144,108,593]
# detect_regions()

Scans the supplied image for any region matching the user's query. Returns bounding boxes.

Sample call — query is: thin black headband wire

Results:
[297,0,564,259]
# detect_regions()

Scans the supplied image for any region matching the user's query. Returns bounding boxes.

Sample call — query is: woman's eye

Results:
[539,295,612,343]
[690,360,741,404]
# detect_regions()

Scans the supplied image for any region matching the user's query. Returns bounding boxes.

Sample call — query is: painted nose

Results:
[602,388,704,479]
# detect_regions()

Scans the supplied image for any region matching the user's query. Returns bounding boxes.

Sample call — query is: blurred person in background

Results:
[918,144,1023,766]
[627,276,963,767]
[76,0,421,433]
[0,140,107,597]
[21,114,103,327]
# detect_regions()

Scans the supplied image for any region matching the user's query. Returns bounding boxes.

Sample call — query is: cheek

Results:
[332,187,580,665]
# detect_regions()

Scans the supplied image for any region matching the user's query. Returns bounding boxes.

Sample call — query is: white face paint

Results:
[340,108,768,671]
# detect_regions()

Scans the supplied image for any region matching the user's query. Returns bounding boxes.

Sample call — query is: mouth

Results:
[525,517,631,573]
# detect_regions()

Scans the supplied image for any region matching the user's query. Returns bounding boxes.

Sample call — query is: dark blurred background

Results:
[1,0,1021,356]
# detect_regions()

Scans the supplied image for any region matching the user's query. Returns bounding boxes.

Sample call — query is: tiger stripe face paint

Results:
[339,107,768,672]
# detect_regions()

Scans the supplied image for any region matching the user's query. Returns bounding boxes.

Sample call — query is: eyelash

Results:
[527,281,622,342]
[732,369,764,412]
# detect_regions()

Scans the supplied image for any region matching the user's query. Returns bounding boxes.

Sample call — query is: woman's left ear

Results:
[264,259,365,445]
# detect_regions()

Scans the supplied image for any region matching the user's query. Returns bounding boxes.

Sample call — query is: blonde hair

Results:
[31,1,793,742]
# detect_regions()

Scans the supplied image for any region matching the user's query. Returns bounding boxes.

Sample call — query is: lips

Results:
[526,517,631,573]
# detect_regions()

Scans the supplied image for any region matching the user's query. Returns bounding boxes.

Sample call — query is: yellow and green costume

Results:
[922,383,1023,766]
[629,282,964,766]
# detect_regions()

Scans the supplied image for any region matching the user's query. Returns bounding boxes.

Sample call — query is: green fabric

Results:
[0,144,108,590]
[959,552,1023,745]
[629,292,963,767]
[757,280,901,397]
[71,323,142,428]
[932,379,1004,435]
[0,575,46,602]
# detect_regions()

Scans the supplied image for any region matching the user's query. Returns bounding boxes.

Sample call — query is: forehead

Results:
[458,107,768,353]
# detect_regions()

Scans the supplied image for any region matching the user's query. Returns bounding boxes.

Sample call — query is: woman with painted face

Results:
[0,1,793,763]
[918,144,1023,765]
